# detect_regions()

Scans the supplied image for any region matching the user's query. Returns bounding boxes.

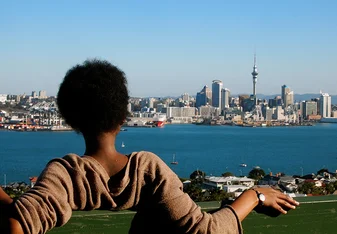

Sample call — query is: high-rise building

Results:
[148,98,155,108]
[31,91,37,98]
[196,85,212,108]
[302,101,317,119]
[39,90,47,99]
[221,88,230,110]
[212,80,223,109]
[181,93,189,102]
[0,94,7,104]
[268,96,283,108]
[320,92,331,118]
[251,54,258,104]
[281,85,294,107]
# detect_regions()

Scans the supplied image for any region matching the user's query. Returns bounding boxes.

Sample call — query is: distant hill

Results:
[256,94,337,104]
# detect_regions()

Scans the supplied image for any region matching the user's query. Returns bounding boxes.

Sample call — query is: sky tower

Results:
[251,54,258,104]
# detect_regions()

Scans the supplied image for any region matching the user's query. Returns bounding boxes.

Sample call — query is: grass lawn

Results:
[49,196,337,234]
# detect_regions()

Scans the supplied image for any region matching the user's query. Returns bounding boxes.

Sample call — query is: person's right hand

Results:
[253,187,300,217]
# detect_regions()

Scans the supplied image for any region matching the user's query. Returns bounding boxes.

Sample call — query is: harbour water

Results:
[1,123,337,184]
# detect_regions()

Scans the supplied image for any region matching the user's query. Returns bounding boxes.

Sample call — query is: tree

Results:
[208,189,231,201]
[184,182,204,201]
[325,183,335,194]
[299,182,315,194]
[317,168,329,176]
[190,170,206,183]
[248,168,266,180]
[222,172,233,177]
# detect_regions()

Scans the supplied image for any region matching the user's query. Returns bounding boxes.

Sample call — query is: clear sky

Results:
[1,0,336,97]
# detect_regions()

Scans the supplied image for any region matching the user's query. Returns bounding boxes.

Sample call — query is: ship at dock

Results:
[152,114,166,127]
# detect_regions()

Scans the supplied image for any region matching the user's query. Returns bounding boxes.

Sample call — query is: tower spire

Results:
[254,52,256,67]
[251,53,258,105]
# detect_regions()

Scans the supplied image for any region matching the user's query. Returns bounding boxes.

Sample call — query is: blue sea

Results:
[1,124,337,184]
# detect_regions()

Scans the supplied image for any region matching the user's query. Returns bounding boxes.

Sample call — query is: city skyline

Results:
[1,1,337,97]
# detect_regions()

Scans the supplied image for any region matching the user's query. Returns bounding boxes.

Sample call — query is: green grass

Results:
[49,196,337,234]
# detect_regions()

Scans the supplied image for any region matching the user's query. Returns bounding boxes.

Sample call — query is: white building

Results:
[203,176,255,190]
[0,94,7,104]
[166,107,196,118]
[199,105,220,118]
[320,92,331,118]
[148,98,155,108]
[127,103,132,113]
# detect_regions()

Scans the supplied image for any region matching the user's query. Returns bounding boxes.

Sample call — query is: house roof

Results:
[29,176,38,182]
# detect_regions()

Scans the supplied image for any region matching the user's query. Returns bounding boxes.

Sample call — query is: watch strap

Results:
[251,188,264,206]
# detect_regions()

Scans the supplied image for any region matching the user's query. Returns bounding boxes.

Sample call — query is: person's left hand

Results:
[252,187,299,217]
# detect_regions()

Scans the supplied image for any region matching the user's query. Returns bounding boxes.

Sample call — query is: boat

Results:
[240,163,247,167]
[195,118,205,125]
[171,153,178,165]
[153,114,166,127]
[121,142,125,148]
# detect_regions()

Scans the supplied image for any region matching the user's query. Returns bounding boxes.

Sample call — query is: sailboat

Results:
[171,153,178,165]
[121,142,125,148]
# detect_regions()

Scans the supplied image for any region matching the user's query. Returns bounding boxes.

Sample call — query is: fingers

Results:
[273,193,299,215]
[276,198,296,211]
[274,203,288,214]
[278,193,300,207]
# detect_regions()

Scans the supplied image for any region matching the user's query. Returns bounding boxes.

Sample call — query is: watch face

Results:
[259,193,266,202]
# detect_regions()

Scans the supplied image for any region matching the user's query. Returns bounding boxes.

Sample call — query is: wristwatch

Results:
[252,188,266,206]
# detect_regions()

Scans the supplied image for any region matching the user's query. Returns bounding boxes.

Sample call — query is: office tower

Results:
[182,93,189,102]
[212,80,223,109]
[302,101,317,119]
[251,54,258,103]
[221,88,230,110]
[39,90,47,99]
[320,92,331,118]
[285,91,294,107]
[281,85,294,107]
[196,85,212,108]
[311,98,320,115]
[31,91,37,98]
[148,98,155,108]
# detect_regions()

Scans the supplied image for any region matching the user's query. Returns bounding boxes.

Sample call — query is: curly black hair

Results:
[57,59,129,136]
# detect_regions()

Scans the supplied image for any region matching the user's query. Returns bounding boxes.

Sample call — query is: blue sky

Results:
[1,1,336,97]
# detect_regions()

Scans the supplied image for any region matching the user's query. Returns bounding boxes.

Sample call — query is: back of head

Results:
[57,59,129,136]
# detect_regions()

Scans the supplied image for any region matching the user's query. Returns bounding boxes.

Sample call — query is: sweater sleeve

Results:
[134,152,243,234]
[12,155,113,234]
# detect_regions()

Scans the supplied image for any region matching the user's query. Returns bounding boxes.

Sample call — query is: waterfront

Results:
[1,123,337,183]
